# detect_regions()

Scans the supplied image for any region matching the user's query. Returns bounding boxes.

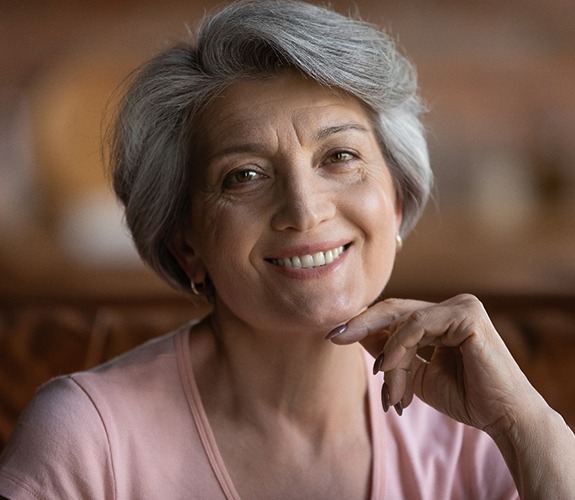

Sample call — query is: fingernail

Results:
[381,383,391,413]
[394,401,404,416]
[372,352,385,375]
[325,324,347,340]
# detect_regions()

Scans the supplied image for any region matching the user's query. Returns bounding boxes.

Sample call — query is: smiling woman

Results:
[0,1,573,499]
[174,73,401,333]
[107,1,431,298]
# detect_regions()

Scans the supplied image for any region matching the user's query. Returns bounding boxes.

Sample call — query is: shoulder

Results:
[71,327,188,412]
[5,375,109,449]
[0,327,190,499]
[0,376,115,498]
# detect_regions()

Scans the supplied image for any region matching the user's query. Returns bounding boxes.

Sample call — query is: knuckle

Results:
[409,309,427,323]
[455,293,480,306]
[458,293,487,315]
[383,297,403,308]
[354,316,372,337]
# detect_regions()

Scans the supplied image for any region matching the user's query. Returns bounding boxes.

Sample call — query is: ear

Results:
[394,192,403,235]
[168,230,207,285]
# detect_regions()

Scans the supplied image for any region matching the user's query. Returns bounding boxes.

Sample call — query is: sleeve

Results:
[0,376,115,500]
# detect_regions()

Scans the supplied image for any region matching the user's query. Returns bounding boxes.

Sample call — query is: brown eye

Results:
[235,170,259,182]
[223,168,263,189]
[330,151,355,162]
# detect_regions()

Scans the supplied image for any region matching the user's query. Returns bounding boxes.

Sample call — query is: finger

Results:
[382,345,417,406]
[378,302,479,373]
[327,298,433,346]
[385,368,411,408]
[403,354,429,407]
[380,353,427,415]
[378,312,436,371]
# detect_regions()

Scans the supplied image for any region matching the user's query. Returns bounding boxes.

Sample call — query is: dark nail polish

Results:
[372,352,385,375]
[325,324,347,340]
[394,401,404,416]
[381,383,391,413]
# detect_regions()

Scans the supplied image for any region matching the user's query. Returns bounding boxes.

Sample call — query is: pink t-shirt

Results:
[0,326,518,499]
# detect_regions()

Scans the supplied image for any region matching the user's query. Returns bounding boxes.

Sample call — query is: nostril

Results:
[271,192,336,232]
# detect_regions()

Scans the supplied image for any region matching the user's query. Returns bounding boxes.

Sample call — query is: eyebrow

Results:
[206,143,267,164]
[207,122,371,164]
[314,122,371,141]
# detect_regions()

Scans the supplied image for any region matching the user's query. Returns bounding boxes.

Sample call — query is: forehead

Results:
[198,72,375,144]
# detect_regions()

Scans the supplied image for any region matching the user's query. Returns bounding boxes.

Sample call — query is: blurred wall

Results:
[1,0,574,298]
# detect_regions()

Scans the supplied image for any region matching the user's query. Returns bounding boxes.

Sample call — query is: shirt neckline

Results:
[175,326,385,500]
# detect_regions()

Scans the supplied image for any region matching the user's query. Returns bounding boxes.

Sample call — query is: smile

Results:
[268,245,347,269]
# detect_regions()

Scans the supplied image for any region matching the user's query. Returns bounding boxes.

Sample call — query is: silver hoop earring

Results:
[190,280,204,296]
[395,234,403,253]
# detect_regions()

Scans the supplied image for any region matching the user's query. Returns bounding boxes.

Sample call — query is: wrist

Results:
[483,386,550,442]
[485,395,575,500]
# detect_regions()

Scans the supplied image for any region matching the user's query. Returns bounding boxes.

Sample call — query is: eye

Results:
[327,150,357,163]
[222,167,265,189]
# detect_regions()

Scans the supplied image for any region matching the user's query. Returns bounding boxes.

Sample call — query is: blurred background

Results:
[1,0,574,300]
[1,0,575,448]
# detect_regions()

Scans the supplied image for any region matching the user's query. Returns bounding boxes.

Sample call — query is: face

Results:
[176,72,401,336]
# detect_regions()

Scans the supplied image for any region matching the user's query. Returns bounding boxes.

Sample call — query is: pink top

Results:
[0,326,518,499]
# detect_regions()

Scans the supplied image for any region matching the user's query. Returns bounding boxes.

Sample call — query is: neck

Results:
[191,305,368,435]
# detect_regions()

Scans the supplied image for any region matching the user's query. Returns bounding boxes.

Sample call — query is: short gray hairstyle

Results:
[108,0,433,293]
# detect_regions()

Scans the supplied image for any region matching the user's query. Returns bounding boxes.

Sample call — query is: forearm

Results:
[487,396,575,500]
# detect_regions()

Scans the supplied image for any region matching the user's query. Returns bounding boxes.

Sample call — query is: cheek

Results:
[190,199,262,278]
[347,184,399,289]
[347,181,398,238]
[192,193,241,246]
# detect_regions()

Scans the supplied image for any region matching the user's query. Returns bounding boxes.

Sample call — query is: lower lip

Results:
[266,247,349,279]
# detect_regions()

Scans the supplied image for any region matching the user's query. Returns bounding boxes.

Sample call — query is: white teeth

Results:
[325,250,334,264]
[272,245,345,269]
[313,252,326,266]
[301,255,314,268]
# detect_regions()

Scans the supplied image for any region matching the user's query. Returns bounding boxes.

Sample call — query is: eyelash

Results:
[220,149,360,190]
[327,150,357,163]
[222,167,265,189]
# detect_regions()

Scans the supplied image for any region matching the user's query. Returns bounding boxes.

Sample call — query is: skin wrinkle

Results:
[179,72,401,338]
[99,3,574,496]
[165,75,401,499]
[109,1,433,294]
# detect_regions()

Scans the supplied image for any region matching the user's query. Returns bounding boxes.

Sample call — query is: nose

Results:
[270,167,336,232]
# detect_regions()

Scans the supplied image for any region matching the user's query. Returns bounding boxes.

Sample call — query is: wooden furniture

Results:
[1,293,574,450]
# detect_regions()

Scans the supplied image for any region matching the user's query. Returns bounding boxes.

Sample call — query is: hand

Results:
[328,294,540,432]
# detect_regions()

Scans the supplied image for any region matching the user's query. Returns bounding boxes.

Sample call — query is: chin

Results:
[287,295,370,332]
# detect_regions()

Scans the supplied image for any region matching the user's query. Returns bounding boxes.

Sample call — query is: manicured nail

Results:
[394,401,404,416]
[381,383,391,412]
[372,352,385,375]
[325,324,347,340]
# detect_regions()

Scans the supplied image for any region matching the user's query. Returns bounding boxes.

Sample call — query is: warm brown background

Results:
[1,0,574,299]
[0,0,574,448]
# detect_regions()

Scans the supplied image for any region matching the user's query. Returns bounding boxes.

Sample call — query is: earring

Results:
[190,280,204,296]
[395,234,403,253]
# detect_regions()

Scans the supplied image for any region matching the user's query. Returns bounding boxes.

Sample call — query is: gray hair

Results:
[108,0,433,293]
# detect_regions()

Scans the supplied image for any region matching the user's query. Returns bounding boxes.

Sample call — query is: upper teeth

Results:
[271,245,345,269]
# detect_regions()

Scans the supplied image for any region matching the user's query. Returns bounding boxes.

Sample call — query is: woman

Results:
[1,1,573,498]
